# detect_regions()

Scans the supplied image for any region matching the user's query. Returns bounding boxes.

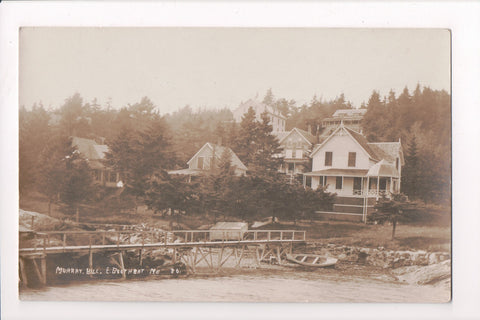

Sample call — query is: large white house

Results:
[303,123,404,222]
[232,99,286,132]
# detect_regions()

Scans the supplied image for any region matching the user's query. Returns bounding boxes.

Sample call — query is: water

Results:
[19,267,450,303]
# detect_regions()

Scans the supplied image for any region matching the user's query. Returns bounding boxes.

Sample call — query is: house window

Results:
[379,178,387,190]
[204,157,212,169]
[305,176,312,188]
[288,163,294,173]
[93,170,102,181]
[325,152,333,166]
[319,176,324,186]
[348,152,356,167]
[197,157,204,169]
[336,176,343,190]
[353,177,362,194]
[286,149,293,159]
[296,149,303,159]
[108,172,117,183]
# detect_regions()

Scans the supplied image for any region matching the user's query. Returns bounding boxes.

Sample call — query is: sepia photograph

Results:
[15,27,453,304]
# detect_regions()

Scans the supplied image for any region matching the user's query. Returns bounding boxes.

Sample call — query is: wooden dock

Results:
[19,229,307,287]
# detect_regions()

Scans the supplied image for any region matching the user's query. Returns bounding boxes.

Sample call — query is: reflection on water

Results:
[20,267,450,303]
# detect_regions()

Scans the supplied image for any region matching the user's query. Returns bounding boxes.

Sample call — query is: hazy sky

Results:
[19,28,450,113]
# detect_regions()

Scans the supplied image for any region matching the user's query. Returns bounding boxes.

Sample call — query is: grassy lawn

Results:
[276,220,451,252]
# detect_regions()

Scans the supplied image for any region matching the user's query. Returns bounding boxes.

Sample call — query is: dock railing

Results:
[20,229,307,254]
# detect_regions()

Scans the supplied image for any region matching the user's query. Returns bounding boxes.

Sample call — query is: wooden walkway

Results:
[20,229,306,254]
[19,229,307,286]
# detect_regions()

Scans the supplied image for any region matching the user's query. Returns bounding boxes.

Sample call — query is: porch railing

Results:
[339,189,391,197]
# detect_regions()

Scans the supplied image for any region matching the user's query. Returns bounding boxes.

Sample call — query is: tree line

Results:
[19,85,450,222]
[361,86,451,204]
[19,92,335,222]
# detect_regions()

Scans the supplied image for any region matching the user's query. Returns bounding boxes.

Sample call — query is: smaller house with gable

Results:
[303,123,404,222]
[275,128,317,177]
[71,137,122,188]
[168,142,247,179]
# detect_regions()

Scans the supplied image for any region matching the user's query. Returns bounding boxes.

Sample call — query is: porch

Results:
[279,158,310,175]
[302,167,400,199]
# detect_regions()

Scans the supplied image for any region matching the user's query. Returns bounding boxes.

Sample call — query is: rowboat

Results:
[286,254,337,268]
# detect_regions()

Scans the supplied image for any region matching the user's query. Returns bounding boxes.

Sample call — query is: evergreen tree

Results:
[249,112,281,172]
[397,86,415,130]
[262,88,275,106]
[145,172,200,222]
[402,136,419,197]
[105,126,139,185]
[19,104,51,195]
[363,90,387,141]
[60,157,95,220]
[233,107,258,165]
[36,136,79,214]
[369,193,420,240]
[58,93,91,137]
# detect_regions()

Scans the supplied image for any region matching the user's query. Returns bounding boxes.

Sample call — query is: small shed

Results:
[209,222,248,241]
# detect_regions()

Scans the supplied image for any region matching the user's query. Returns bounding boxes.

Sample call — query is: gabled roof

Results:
[310,125,376,160]
[272,131,289,142]
[343,127,379,160]
[310,125,403,164]
[366,159,400,178]
[71,137,108,160]
[278,128,317,146]
[187,142,248,171]
[368,142,404,165]
[294,128,317,144]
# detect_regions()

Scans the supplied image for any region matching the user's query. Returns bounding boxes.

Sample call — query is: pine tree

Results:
[59,93,91,137]
[262,88,275,106]
[60,157,95,220]
[19,104,51,195]
[249,112,281,172]
[36,136,88,215]
[363,90,386,141]
[402,135,419,198]
[233,107,258,165]
[369,193,420,240]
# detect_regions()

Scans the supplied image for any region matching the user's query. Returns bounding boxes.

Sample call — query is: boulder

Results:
[428,253,439,265]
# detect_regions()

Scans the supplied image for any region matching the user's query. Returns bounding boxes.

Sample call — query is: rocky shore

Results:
[306,242,450,268]
[304,242,451,287]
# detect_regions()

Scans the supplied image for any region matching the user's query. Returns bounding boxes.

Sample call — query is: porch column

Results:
[366,176,369,196]
[376,176,380,200]
[303,175,306,188]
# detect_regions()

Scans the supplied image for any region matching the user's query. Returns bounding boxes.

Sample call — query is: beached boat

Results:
[286,254,337,268]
